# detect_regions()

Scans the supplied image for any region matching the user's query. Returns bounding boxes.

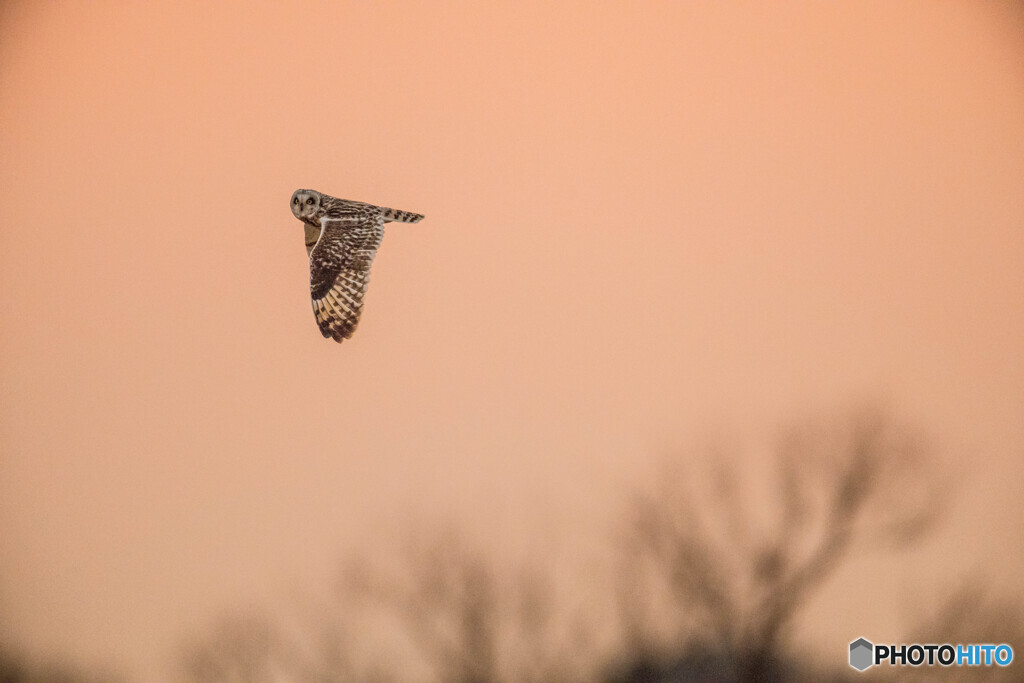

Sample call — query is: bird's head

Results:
[290,189,321,221]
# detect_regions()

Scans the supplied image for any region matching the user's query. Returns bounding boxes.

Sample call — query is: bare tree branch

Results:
[613,406,947,681]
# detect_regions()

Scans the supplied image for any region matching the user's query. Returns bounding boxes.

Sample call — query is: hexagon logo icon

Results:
[849,637,874,671]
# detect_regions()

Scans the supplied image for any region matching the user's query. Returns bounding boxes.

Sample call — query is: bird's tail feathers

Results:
[382,208,424,223]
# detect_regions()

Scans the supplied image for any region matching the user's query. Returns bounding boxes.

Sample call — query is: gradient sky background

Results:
[1,1,1023,679]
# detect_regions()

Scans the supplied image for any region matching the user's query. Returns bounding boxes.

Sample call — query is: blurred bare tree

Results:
[339,530,590,683]
[180,531,589,683]
[178,407,965,683]
[179,606,394,683]
[608,407,946,682]
[6,407,1013,682]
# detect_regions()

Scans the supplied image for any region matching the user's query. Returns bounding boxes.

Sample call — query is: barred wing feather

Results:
[308,216,384,342]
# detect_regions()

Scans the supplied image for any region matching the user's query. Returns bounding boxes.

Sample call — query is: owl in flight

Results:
[290,189,424,342]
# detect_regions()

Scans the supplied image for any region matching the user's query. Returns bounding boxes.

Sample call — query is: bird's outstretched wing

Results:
[309,215,384,342]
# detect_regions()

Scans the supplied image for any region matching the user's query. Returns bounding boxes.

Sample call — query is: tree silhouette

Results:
[180,407,954,683]
[338,530,589,683]
[608,407,945,681]
[180,531,589,683]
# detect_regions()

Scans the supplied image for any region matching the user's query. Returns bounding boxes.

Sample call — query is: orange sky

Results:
[1,1,1023,679]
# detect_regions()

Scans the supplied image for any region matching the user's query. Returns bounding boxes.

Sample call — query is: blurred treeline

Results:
[3,408,1021,682]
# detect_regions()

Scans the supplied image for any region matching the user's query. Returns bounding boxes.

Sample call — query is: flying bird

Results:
[290,189,424,342]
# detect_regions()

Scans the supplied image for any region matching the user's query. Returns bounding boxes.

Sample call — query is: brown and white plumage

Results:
[290,189,423,342]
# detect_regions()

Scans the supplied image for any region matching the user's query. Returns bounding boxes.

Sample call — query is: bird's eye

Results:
[293,197,299,204]
[306,198,314,205]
